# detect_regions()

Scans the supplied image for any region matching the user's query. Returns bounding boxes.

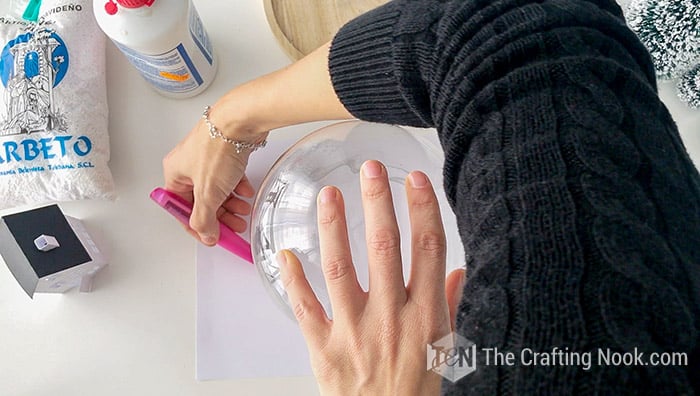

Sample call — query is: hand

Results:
[162,104,266,245]
[161,42,352,245]
[278,160,466,396]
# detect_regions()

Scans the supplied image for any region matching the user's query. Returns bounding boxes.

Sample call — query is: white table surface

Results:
[1,1,698,395]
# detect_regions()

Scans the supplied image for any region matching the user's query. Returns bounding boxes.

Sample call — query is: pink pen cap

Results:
[149,187,254,264]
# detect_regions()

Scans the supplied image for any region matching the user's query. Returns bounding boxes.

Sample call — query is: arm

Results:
[206,42,352,138]
[328,0,700,394]
[162,42,351,244]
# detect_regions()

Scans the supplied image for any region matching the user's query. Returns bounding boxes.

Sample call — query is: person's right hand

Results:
[162,104,267,245]
[161,41,352,245]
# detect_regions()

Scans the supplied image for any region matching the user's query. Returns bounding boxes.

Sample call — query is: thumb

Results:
[190,185,223,245]
[445,268,466,330]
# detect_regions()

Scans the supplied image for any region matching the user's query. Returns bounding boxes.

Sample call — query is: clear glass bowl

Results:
[251,121,464,320]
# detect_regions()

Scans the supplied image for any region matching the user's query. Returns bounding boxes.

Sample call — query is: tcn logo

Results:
[0,28,69,136]
[427,332,477,383]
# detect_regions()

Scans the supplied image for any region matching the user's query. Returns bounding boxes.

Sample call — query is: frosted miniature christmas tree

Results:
[626,0,700,108]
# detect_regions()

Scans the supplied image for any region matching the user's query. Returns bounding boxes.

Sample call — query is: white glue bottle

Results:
[93,0,217,98]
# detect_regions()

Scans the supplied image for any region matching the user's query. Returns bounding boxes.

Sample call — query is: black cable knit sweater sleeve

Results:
[329,0,700,394]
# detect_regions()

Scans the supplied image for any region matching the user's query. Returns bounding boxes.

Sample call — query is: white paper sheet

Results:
[196,244,312,379]
[196,129,314,380]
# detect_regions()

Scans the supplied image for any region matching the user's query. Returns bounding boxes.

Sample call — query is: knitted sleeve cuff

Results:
[329,3,431,127]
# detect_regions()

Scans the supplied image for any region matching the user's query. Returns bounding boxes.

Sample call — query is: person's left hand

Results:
[278,160,466,396]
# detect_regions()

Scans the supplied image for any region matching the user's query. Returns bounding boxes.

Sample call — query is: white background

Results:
[1,1,698,395]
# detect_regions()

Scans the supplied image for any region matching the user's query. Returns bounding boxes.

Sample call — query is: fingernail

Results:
[362,160,383,178]
[409,172,429,188]
[202,234,217,245]
[458,272,466,293]
[319,186,336,204]
[276,250,288,267]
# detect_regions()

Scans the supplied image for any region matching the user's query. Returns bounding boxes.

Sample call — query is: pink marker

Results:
[149,187,254,264]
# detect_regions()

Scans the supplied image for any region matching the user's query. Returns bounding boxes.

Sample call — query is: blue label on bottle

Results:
[188,4,214,65]
[113,41,203,93]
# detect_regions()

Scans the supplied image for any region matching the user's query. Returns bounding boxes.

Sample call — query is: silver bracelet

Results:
[202,106,267,154]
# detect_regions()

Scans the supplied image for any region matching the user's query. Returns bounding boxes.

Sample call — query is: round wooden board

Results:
[263,0,389,60]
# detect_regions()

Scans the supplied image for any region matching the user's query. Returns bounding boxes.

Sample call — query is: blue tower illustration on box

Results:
[1,25,69,136]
